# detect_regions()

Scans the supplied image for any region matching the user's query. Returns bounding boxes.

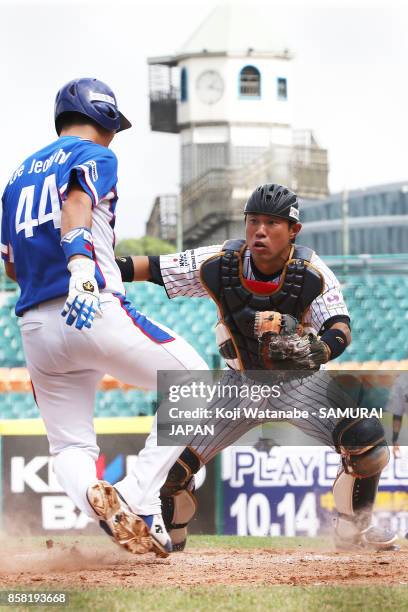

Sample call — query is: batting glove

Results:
[62,258,102,330]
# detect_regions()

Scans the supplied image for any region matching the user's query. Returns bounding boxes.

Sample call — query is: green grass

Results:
[187,534,331,549]
[1,586,408,612]
[71,586,408,612]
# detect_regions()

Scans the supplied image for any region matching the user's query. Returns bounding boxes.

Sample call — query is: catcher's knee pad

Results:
[333,469,381,540]
[332,416,389,478]
[160,447,201,551]
[333,470,380,519]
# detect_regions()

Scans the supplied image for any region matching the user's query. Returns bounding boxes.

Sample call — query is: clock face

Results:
[196,70,224,105]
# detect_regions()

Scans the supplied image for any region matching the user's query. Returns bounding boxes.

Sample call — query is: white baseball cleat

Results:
[87,481,153,555]
[113,487,172,558]
[139,513,173,557]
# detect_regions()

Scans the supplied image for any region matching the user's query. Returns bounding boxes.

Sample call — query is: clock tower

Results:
[147,3,328,247]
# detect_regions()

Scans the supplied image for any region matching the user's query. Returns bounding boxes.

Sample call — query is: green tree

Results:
[115,236,176,256]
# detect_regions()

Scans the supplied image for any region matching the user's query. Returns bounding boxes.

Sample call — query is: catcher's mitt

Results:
[254,311,329,370]
[280,332,330,370]
[254,311,302,368]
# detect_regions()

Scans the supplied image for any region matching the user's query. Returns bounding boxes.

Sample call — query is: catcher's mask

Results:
[244,184,300,223]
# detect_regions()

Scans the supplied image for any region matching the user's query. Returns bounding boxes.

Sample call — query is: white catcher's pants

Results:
[19,294,207,518]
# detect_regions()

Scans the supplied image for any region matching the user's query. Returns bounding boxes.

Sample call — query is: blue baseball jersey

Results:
[1,136,122,315]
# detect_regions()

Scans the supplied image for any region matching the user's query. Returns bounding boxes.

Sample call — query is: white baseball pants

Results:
[19,293,208,518]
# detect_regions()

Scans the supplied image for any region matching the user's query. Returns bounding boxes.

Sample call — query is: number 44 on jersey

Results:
[15,174,61,238]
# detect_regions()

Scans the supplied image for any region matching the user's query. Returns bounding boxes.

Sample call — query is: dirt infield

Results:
[0,540,406,588]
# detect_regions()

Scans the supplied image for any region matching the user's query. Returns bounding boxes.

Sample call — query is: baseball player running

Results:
[116,183,398,551]
[1,78,208,557]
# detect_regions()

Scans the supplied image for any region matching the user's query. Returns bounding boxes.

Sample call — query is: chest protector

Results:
[200,240,324,370]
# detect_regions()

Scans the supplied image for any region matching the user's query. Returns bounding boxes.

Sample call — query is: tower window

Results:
[277,77,287,100]
[180,67,188,102]
[239,65,261,97]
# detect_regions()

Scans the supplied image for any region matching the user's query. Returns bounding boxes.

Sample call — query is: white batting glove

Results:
[61,258,102,329]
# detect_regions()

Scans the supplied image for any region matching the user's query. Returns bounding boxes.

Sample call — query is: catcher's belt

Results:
[200,240,324,370]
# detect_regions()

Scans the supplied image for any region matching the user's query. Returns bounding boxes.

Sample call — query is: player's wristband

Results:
[392,431,400,444]
[61,227,94,262]
[320,328,348,360]
[115,256,135,282]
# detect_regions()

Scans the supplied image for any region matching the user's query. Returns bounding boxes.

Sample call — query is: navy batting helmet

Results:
[54,78,131,134]
[244,184,300,222]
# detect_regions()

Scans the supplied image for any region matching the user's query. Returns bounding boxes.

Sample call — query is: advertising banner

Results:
[2,431,215,535]
[221,446,408,537]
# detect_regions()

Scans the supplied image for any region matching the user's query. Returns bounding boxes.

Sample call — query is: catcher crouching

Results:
[117,183,398,552]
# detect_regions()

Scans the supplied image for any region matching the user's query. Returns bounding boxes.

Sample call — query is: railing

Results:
[323,253,408,276]
[181,169,236,234]
[181,141,329,233]
[240,144,329,200]
[181,143,329,236]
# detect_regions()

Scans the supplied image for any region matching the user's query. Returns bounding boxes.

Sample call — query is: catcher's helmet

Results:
[54,78,131,134]
[244,184,300,222]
